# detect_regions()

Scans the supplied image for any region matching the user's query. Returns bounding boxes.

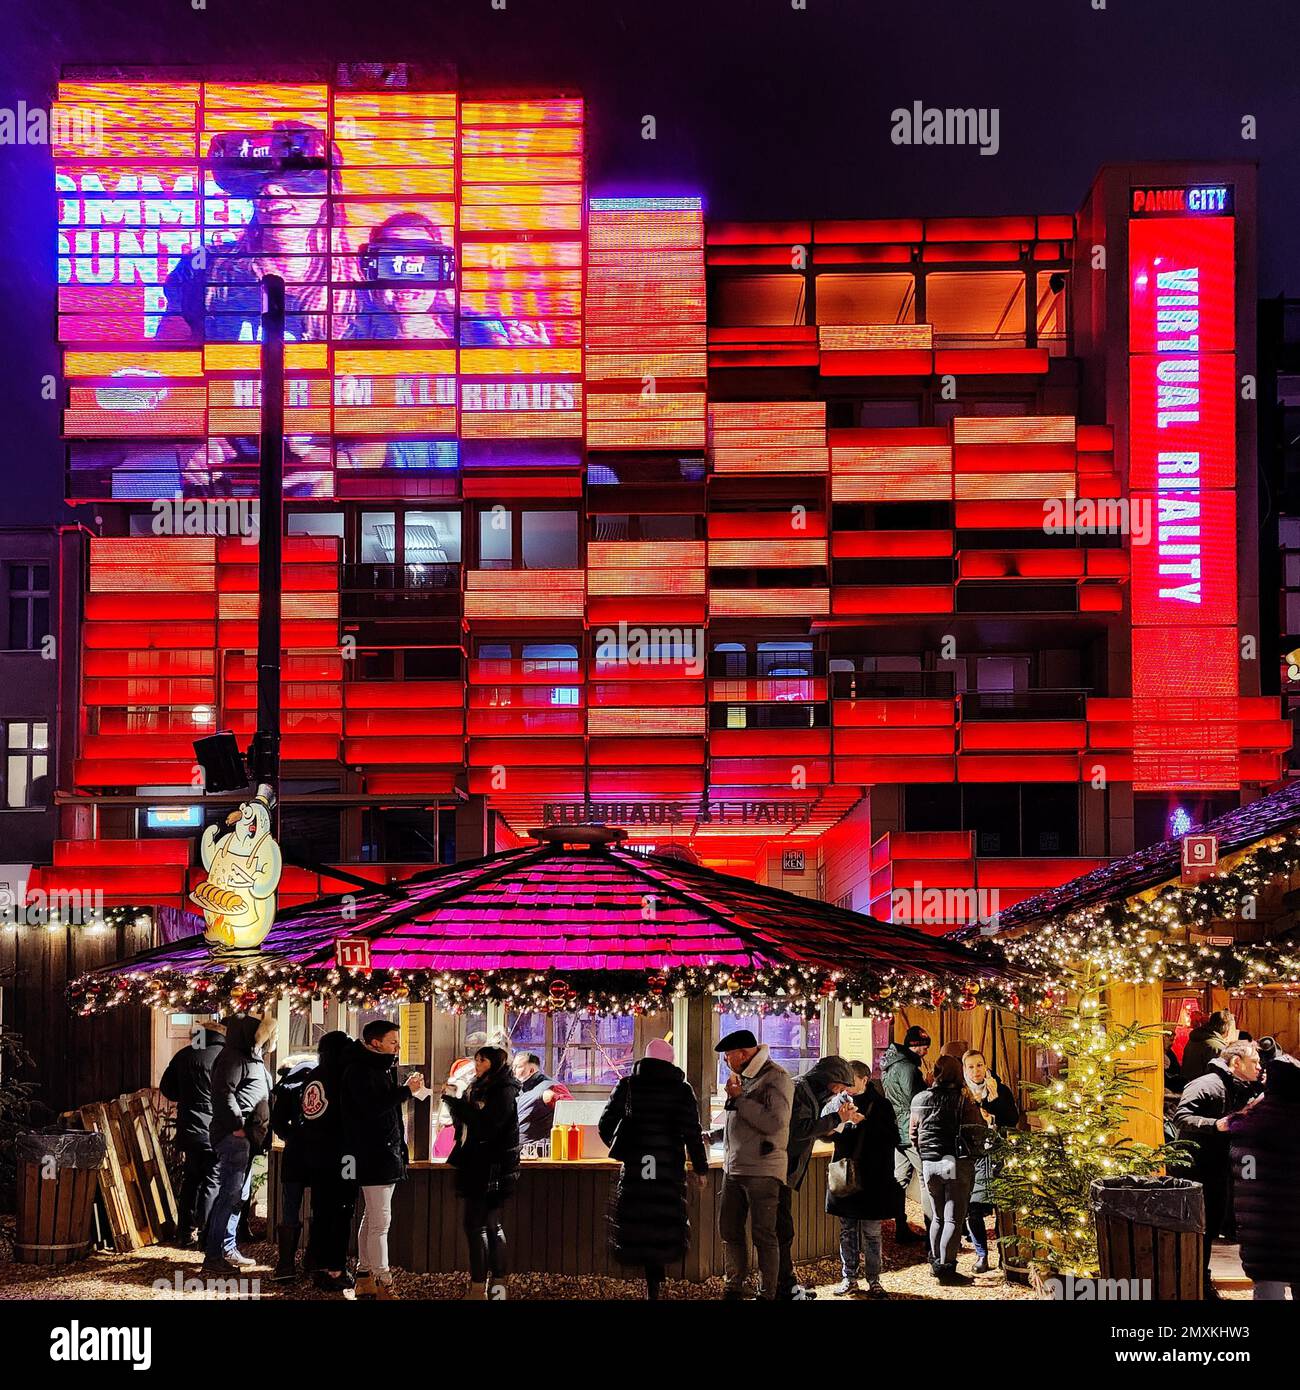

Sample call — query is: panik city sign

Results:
[1128,197,1239,790]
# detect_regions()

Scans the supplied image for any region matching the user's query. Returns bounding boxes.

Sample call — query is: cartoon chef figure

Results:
[190,783,283,953]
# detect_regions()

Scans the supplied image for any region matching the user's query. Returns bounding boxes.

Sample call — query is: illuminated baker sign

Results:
[1128,195,1239,789]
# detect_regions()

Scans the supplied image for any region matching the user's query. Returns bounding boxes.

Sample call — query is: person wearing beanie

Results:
[776,1053,861,1299]
[598,1038,709,1300]
[1227,1053,1300,1299]
[881,1025,934,1247]
[710,1028,794,1300]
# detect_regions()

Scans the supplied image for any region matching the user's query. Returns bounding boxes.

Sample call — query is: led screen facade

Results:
[56,79,584,500]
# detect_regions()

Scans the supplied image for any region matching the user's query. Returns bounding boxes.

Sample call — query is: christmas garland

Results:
[66,957,1007,1019]
[988,833,1300,990]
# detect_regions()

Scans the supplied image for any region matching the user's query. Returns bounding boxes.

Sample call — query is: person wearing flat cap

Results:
[710,1028,794,1300]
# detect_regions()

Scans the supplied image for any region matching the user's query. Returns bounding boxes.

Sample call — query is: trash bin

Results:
[1090,1176,1205,1301]
[13,1131,107,1266]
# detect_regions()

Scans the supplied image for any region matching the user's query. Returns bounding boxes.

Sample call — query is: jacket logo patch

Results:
[301,1079,328,1120]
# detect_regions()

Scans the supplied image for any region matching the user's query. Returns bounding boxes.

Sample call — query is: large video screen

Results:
[56,79,585,498]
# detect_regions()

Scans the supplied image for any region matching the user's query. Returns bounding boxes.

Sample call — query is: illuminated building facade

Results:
[36,71,1289,934]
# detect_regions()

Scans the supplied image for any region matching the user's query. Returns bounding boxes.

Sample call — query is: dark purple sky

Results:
[3,0,1298,522]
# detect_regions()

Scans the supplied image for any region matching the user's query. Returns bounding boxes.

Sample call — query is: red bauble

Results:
[819,978,837,997]
[930,988,947,1008]
[548,979,569,1001]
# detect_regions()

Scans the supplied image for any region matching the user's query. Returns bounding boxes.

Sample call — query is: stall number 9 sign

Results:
[1180,834,1219,884]
[336,937,372,972]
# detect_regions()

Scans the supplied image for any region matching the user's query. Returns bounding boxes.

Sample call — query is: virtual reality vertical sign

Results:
[56,81,585,498]
[1128,205,1239,790]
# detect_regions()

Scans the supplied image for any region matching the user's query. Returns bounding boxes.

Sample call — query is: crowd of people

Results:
[160,1013,1023,1300]
[1169,1010,1300,1301]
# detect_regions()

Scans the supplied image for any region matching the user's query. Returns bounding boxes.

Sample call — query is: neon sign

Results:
[1128,211,1238,789]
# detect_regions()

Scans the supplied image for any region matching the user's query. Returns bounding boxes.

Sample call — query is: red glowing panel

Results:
[1129,217,1235,354]
[1129,351,1235,490]
[1129,488,1237,626]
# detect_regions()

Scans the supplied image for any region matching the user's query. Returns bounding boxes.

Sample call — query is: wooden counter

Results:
[271,1148,841,1282]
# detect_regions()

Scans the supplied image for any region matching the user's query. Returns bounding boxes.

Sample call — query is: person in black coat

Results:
[342,1019,429,1299]
[826,1062,899,1298]
[1227,1053,1300,1299]
[1172,1040,1262,1296]
[961,1049,1018,1274]
[159,1021,225,1246]
[442,1045,522,1299]
[287,1030,357,1292]
[598,1039,710,1301]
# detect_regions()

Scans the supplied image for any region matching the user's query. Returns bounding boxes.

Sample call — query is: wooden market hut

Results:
[70,825,1001,1280]
[971,780,1300,1145]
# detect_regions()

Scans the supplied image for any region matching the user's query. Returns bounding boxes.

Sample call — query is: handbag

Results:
[606,1079,634,1162]
[828,1154,862,1198]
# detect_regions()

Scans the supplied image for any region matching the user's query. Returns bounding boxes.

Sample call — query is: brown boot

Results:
[353,1272,378,1300]
[375,1278,400,1300]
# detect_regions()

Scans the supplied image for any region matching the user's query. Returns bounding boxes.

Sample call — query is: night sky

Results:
[3,0,1298,522]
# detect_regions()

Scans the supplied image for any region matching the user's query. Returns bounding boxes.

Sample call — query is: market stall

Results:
[70,824,1002,1280]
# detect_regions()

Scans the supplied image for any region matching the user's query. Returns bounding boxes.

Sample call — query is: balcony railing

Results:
[959,689,1088,720]
[343,563,460,592]
[830,670,955,700]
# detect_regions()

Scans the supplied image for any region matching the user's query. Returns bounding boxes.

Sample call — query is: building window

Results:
[476,509,579,570]
[716,1005,821,1084]
[507,1011,635,1087]
[7,564,50,651]
[5,721,50,809]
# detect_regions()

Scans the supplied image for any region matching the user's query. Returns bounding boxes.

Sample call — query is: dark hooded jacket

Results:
[881,1041,929,1146]
[209,1015,275,1150]
[787,1055,856,1191]
[1227,1055,1300,1283]
[282,1032,354,1183]
[159,1024,224,1150]
[599,1056,709,1266]
[342,1041,413,1186]
[1181,1024,1229,1084]
[1173,1057,1262,1183]
[444,1064,522,1200]
[826,1082,899,1221]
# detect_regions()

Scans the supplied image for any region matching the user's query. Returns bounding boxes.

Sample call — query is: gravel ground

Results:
[0,1206,1049,1302]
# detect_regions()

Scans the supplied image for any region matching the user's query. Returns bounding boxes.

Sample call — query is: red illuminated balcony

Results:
[464,569,584,619]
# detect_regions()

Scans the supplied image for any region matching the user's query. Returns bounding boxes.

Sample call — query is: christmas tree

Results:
[989,963,1190,1276]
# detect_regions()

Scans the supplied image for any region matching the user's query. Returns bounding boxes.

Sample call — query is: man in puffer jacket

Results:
[203,1013,277,1274]
[1227,1053,1300,1300]
[881,1026,933,1242]
[777,1054,860,1299]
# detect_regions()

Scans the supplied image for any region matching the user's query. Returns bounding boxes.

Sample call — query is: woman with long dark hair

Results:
[908,1053,981,1286]
[442,1045,521,1300]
